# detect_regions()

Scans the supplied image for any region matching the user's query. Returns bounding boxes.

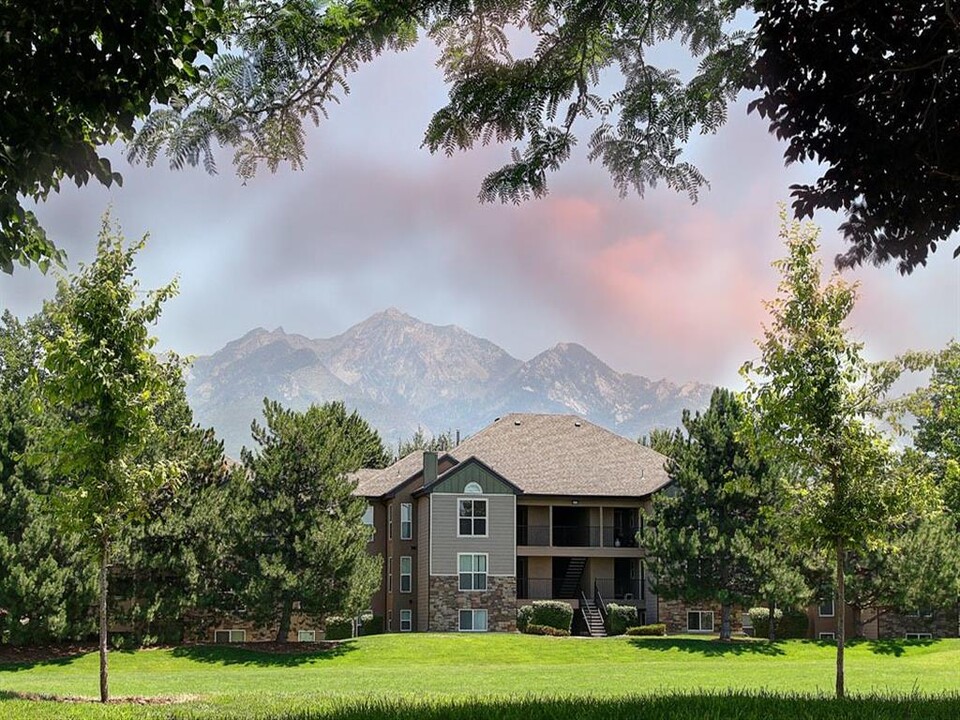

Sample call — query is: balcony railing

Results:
[552,525,601,547]
[594,577,644,601]
[601,526,642,548]
[518,577,580,599]
[517,525,644,548]
[517,524,550,546]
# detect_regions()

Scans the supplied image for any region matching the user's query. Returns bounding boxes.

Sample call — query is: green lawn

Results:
[1,634,958,719]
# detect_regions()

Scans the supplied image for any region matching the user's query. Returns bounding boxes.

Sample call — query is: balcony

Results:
[516,524,643,548]
[594,577,644,602]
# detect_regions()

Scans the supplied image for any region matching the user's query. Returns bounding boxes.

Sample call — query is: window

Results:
[818,632,835,640]
[906,608,934,618]
[388,506,393,539]
[400,609,412,632]
[400,556,412,593]
[458,498,487,537]
[388,610,393,632]
[459,609,488,632]
[459,553,488,591]
[741,611,753,630]
[387,555,393,593]
[687,610,714,633]
[400,503,413,540]
[818,598,835,617]
[905,632,933,640]
[214,629,246,643]
[363,504,375,543]
[464,481,483,494]
[298,630,316,643]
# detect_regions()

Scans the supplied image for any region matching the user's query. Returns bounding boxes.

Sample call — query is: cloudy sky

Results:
[2,38,958,389]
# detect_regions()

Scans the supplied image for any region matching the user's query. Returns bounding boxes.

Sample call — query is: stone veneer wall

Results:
[185,611,326,643]
[428,576,517,632]
[877,607,959,639]
[658,599,745,634]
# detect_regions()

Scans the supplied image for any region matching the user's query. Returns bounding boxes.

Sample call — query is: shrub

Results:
[517,605,534,633]
[748,607,783,637]
[606,604,639,635]
[324,616,353,640]
[748,607,808,639]
[525,623,571,637]
[527,600,574,632]
[359,613,383,636]
[626,623,667,636]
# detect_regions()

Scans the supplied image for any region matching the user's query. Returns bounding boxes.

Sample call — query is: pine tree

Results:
[236,400,386,641]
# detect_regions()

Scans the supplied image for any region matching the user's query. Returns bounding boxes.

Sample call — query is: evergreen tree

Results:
[645,388,776,641]
[397,426,455,459]
[112,369,240,645]
[0,312,96,644]
[236,400,386,641]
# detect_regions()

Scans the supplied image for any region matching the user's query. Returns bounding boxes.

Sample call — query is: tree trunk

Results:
[276,597,293,643]
[99,536,110,704]
[768,599,776,642]
[836,540,845,700]
[720,603,732,641]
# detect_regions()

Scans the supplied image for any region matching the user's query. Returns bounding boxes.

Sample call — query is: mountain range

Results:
[185,308,713,457]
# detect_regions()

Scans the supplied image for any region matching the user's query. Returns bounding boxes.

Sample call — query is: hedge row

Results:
[517,601,574,633]
[626,623,667,636]
[525,624,571,637]
[747,607,808,639]
[605,604,638,635]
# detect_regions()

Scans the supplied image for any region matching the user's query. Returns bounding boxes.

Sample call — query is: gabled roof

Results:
[416,455,523,497]
[351,413,671,500]
[349,452,455,499]
[447,413,670,497]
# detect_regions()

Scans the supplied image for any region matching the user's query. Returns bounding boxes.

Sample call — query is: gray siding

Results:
[430,494,515,576]
[416,496,430,632]
[432,462,516,495]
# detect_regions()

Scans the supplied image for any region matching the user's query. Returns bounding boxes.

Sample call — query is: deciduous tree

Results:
[26,218,181,701]
[741,213,930,697]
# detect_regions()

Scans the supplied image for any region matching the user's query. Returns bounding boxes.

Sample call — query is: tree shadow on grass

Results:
[853,638,939,657]
[626,637,786,656]
[0,646,94,673]
[171,641,357,667]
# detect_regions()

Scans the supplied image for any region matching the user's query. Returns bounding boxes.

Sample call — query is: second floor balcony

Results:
[517,523,641,548]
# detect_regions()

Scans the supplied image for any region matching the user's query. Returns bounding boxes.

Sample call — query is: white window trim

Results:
[458,608,488,632]
[457,497,489,538]
[298,629,316,642]
[818,598,835,618]
[400,502,413,540]
[388,506,393,540]
[686,610,715,633]
[399,609,412,632]
[818,632,835,640]
[387,555,393,593]
[363,504,375,543]
[400,555,413,594]
[905,632,932,640]
[457,552,489,592]
[214,629,246,643]
[464,481,483,494]
[388,609,393,632]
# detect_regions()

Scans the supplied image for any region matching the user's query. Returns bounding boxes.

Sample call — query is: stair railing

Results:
[593,581,608,626]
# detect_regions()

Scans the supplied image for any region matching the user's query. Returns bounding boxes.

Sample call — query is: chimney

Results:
[423,451,438,486]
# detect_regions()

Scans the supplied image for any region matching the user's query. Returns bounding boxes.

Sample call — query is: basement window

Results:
[905,632,933,640]
[818,632,835,641]
[400,609,412,632]
[459,609,488,632]
[298,630,316,643]
[214,629,246,643]
[687,610,714,633]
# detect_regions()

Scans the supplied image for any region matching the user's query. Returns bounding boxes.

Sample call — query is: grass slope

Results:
[1,634,958,719]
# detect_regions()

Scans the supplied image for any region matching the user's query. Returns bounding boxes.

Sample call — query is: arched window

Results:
[463,481,483,494]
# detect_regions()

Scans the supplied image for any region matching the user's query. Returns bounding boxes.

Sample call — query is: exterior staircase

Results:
[557,556,587,598]
[582,598,607,637]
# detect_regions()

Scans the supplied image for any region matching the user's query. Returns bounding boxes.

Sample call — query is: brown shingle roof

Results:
[352,413,671,499]
[448,413,670,497]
